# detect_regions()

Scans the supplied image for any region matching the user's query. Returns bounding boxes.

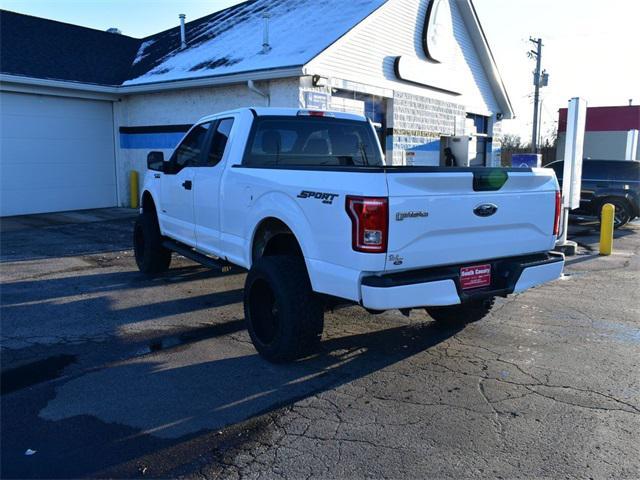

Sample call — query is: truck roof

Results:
[197,107,368,124]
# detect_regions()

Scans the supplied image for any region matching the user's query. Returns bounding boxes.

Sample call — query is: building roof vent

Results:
[261,12,271,54]
[106,27,122,34]
[179,14,187,49]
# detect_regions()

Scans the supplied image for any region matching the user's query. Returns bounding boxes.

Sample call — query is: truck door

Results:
[194,117,235,256]
[159,122,211,247]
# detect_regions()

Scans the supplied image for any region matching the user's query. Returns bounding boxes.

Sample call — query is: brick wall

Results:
[389,91,465,165]
[492,119,503,140]
[116,78,300,205]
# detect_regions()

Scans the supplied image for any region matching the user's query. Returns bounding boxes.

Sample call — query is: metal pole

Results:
[262,13,271,53]
[179,14,186,49]
[530,38,542,153]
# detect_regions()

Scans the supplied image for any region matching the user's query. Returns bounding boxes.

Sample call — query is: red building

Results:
[557,105,640,160]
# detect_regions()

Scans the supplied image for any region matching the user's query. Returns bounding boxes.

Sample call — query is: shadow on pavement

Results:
[564,221,638,261]
[1,320,461,478]
[0,265,239,306]
[1,218,136,263]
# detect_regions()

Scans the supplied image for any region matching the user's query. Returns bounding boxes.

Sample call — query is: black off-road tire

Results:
[244,255,324,363]
[599,197,632,229]
[426,297,495,325]
[133,212,172,274]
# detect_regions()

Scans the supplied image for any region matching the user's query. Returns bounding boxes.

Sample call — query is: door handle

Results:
[182,180,192,190]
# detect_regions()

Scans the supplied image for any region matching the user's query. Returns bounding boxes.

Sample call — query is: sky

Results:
[2,0,639,143]
[476,0,640,143]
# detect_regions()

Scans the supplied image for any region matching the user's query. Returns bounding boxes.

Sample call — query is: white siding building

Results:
[0,0,513,216]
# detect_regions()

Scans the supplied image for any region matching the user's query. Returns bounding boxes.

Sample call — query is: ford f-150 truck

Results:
[134,108,564,362]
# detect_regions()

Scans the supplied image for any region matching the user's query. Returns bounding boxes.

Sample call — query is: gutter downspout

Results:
[247,80,270,106]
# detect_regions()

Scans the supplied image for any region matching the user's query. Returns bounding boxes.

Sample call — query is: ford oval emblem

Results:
[474,203,498,217]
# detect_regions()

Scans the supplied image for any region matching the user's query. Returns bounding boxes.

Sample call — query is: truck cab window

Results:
[243,116,383,167]
[207,118,234,166]
[169,122,210,172]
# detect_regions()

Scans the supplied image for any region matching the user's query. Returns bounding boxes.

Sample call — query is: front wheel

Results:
[244,255,324,363]
[426,297,495,325]
[133,212,172,274]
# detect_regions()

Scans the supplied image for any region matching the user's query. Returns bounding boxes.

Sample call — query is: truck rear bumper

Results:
[360,252,564,310]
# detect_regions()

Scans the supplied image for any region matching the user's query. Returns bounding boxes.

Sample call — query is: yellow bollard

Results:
[130,170,139,209]
[599,203,615,256]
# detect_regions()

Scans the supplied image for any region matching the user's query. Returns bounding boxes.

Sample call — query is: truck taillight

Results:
[553,190,562,236]
[346,196,388,253]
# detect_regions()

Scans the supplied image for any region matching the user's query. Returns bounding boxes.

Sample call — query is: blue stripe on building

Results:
[120,132,186,149]
[119,125,191,149]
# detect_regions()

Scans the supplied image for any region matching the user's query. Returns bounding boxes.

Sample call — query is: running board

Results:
[162,239,238,272]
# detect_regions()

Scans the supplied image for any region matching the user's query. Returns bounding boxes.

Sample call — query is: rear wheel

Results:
[426,297,495,325]
[244,255,324,363]
[600,198,632,229]
[133,212,172,274]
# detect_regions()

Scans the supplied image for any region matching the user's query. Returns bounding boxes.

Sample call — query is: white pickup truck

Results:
[134,108,564,362]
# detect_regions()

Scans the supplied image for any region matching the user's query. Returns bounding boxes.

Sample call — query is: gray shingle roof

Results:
[0,9,141,85]
[0,0,386,87]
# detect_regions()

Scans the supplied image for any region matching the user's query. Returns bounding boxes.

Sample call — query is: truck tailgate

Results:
[385,168,558,272]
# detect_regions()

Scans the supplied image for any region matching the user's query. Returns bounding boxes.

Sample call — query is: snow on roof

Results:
[123,0,386,86]
[132,40,156,66]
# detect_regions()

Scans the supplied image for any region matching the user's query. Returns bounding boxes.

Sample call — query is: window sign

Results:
[304,91,329,111]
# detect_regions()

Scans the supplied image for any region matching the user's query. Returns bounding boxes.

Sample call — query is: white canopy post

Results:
[556,97,587,254]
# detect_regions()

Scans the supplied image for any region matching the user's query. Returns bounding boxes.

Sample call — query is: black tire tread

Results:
[134,212,172,274]
[244,255,323,363]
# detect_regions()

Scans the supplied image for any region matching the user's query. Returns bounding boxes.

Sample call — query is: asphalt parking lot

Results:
[1,209,639,479]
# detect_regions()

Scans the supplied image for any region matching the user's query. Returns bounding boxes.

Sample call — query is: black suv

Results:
[546,159,640,228]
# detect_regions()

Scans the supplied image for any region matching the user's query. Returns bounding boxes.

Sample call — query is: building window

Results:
[466,113,489,135]
[467,113,490,166]
[332,90,387,152]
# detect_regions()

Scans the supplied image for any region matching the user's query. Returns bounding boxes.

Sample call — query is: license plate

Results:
[460,264,491,290]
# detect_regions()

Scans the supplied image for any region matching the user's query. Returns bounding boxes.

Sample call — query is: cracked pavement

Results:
[1,210,639,479]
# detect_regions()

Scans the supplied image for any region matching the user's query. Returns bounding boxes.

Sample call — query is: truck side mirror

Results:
[147,151,164,172]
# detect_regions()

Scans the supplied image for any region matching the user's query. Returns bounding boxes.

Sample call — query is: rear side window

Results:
[619,162,640,181]
[171,122,211,170]
[583,161,613,179]
[581,162,596,179]
[547,161,564,179]
[206,118,234,166]
[605,161,640,181]
[243,116,383,167]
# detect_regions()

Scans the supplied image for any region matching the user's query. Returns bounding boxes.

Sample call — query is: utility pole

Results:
[529,37,543,153]
[538,97,544,148]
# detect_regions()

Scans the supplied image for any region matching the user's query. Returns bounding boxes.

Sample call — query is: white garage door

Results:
[0,92,117,216]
